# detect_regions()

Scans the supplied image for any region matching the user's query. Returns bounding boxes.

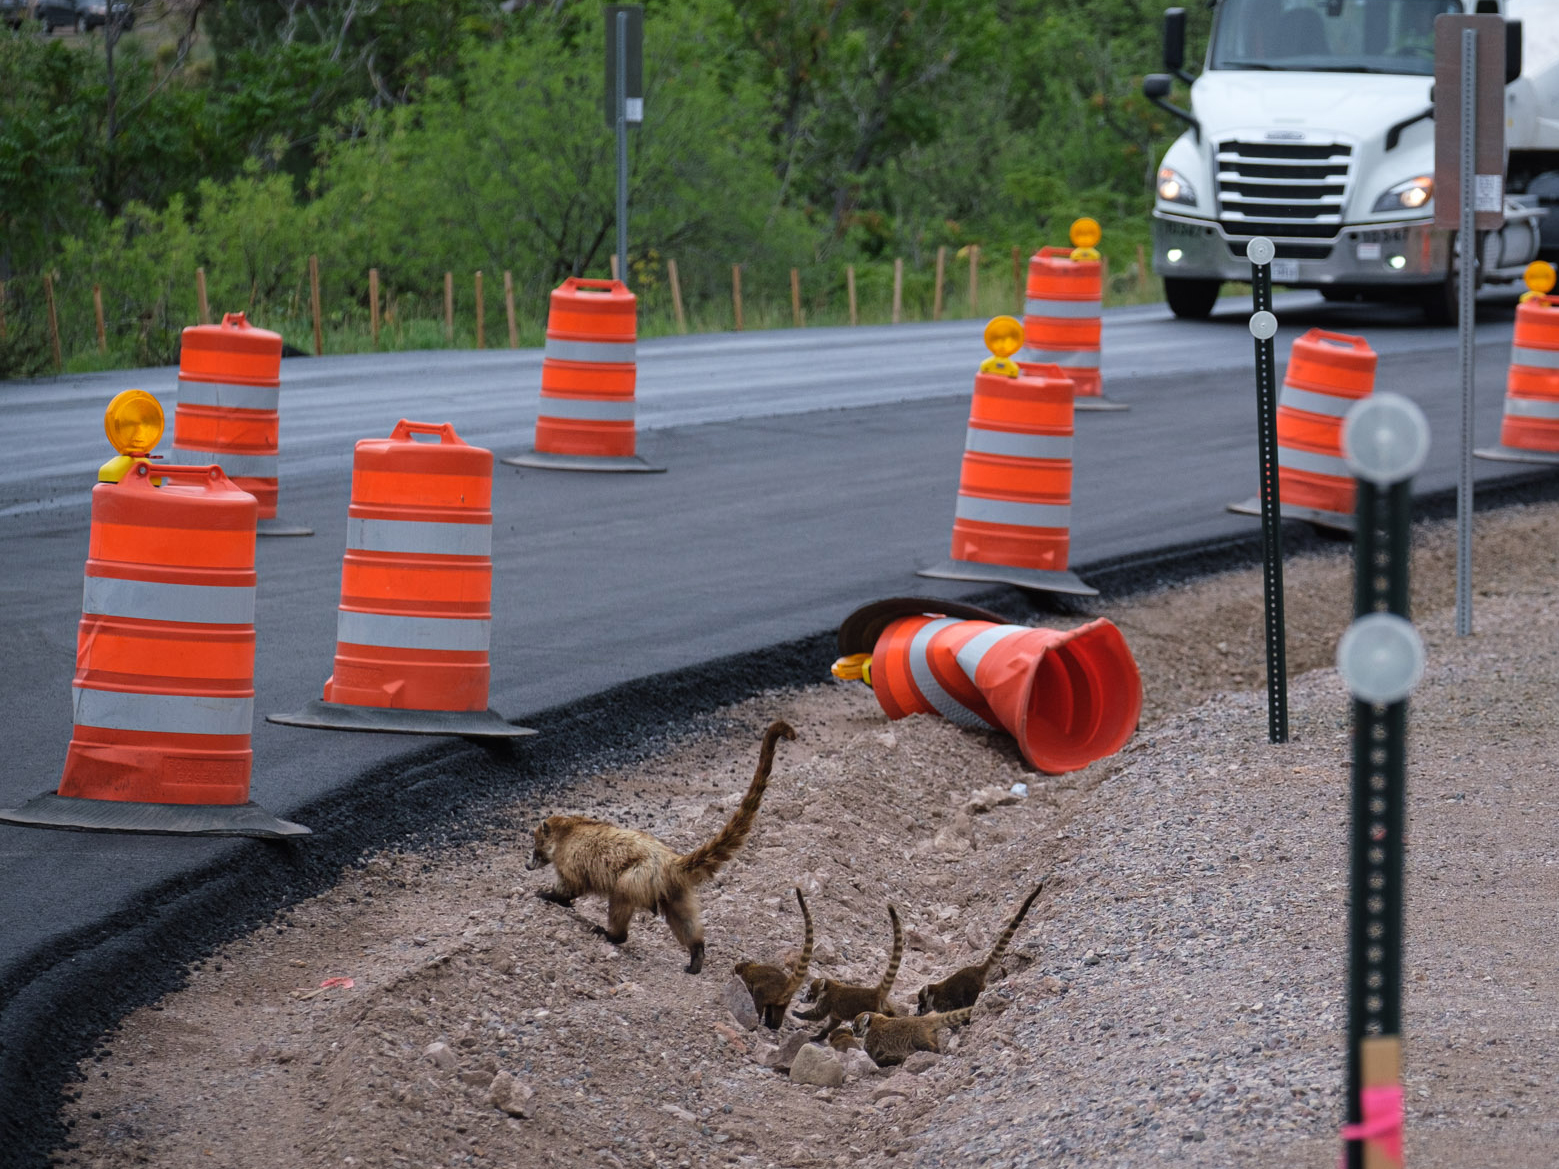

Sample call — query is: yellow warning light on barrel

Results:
[1524,261,1556,295]
[104,390,164,456]
[1069,218,1102,249]
[980,315,1024,378]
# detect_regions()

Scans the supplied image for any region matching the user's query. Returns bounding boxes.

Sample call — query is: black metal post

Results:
[1249,244,1289,743]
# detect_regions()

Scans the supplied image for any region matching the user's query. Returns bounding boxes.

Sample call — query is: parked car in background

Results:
[32,0,77,31]
[31,0,134,33]
[72,0,134,31]
[1,0,29,31]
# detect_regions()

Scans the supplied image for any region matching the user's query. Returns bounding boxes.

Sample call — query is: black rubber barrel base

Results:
[257,518,315,538]
[1075,396,1130,413]
[267,699,537,738]
[503,450,664,474]
[0,792,310,838]
[1475,445,1559,466]
[916,559,1098,597]
[1227,495,1354,533]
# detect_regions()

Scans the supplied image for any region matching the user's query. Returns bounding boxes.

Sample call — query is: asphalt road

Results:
[0,291,1550,1160]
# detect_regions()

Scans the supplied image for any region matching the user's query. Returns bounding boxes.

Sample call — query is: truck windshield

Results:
[1211,0,1464,77]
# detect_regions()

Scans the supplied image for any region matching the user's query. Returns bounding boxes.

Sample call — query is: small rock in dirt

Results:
[762,1031,812,1070]
[422,1042,457,1071]
[789,1044,844,1087]
[713,1023,749,1052]
[1083,950,1101,966]
[906,928,945,954]
[720,976,762,1030]
[1038,975,1069,995]
[488,1071,533,1118]
[932,827,971,858]
[840,1049,879,1081]
[460,1069,495,1088]
[750,1040,778,1066]
[659,1103,697,1123]
[872,1074,922,1101]
[1009,782,1028,798]
[900,1051,941,1075]
[963,786,1019,815]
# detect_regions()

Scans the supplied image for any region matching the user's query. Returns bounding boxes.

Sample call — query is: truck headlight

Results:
[1372,176,1433,213]
[1157,167,1197,207]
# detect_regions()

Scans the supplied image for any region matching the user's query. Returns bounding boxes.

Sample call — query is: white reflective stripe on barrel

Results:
[336,610,491,652]
[907,618,994,730]
[1018,348,1100,368]
[953,624,1032,682]
[1511,345,1559,370]
[346,517,492,557]
[72,687,254,736]
[964,428,1072,460]
[1503,396,1559,419]
[176,379,280,411]
[1278,445,1351,477]
[1278,384,1360,418]
[1024,298,1101,320]
[170,447,279,478]
[82,576,256,625]
[536,396,637,422]
[954,496,1072,529]
[543,337,637,364]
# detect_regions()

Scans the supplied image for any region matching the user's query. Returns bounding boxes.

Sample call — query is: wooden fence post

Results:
[93,284,106,354]
[968,246,980,315]
[1100,255,1110,298]
[609,254,620,281]
[1136,243,1149,293]
[1012,245,1023,311]
[504,271,517,348]
[0,279,7,340]
[43,272,62,370]
[474,271,485,349]
[443,271,454,344]
[790,268,802,328]
[369,268,380,349]
[892,258,904,324]
[933,246,946,321]
[309,254,323,356]
[731,264,743,331]
[846,265,857,326]
[667,259,687,334]
[195,267,210,325]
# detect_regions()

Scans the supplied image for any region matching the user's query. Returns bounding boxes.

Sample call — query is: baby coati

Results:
[793,903,903,1038]
[733,887,814,1029]
[826,1024,861,1053]
[916,880,1045,1014]
[850,1006,975,1067]
[527,719,796,974]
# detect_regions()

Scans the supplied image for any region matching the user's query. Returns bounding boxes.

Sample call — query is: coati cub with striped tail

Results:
[792,903,903,1038]
[850,1006,975,1067]
[733,887,814,1028]
[916,880,1045,1014]
[527,719,796,974]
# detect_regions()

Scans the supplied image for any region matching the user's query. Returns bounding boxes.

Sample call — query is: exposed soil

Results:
[54,502,1559,1169]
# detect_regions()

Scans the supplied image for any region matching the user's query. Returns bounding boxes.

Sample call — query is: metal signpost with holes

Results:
[605,6,644,286]
[1434,13,1506,638]
[1247,237,1288,744]
[1335,393,1430,1169]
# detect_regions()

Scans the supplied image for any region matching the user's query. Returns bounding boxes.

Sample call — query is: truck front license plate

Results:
[1270,259,1300,283]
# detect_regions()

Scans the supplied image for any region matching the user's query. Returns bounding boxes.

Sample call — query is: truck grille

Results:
[1216,139,1352,244]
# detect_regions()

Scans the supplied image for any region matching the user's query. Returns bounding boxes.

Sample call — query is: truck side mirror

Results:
[1143,74,1173,100]
[1506,20,1522,85]
[1163,7,1187,74]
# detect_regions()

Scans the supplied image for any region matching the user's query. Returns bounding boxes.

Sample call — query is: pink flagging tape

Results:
[1338,1084,1404,1166]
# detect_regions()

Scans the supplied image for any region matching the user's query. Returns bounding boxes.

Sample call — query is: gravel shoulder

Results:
[54,502,1559,1169]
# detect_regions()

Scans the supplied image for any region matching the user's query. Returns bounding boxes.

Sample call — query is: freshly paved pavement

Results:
[0,291,1549,1158]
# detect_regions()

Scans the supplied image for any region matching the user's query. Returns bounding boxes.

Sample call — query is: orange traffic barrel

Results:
[918,364,1097,597]
[835,598,1141,775]
[504,278,663,474]
[1476,294,1559,466]
[172,312,313,537]
[1019,248,1126,413]
[269,420,535,738]
[1229,329,1378,531]
[0,461,307,836]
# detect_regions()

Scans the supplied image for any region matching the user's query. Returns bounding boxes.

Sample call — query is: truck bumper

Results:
[1152,212,1450,288]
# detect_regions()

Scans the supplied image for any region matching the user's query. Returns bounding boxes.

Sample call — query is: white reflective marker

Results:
[1249,311,1278,341]
[1246,237,1276,266]
[1342,392,1431,485]
[1337,612,1425,705]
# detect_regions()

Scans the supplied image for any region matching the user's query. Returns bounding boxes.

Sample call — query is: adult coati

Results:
[733,887,814,1028]
[850,1007,975,1067]
[792,903,902,1038]
[916,881,1045,1014]
[527,719,796,974]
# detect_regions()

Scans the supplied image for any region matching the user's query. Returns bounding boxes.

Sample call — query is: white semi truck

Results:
[1144,0,1559,322]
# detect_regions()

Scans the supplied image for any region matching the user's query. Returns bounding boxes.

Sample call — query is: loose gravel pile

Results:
[55,503,1559,1168]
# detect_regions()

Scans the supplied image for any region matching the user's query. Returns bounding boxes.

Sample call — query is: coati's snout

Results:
[527,820,555,870]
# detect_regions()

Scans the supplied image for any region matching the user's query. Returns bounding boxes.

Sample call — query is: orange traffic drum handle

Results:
[122,462,237,491]
[1306,329,1372,351]
[560,277,628,297]
[390,419,468,447]
[1037,246,1092,264]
